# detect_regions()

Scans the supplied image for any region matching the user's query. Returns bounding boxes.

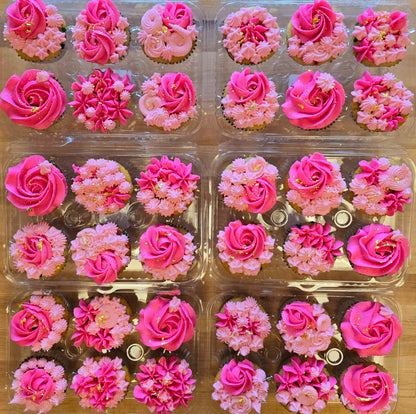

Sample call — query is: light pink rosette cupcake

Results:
[136,295,196,351]
[219,156,278,214]
[221,6,281,64]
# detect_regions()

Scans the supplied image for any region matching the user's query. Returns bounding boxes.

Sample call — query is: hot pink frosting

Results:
[71,357,128,411]
[287,152,346,216]
[10,295,67,352]
[347,223,409,277]
[0,70,66,130]
[216,297,271,356]
[282,71,345,130]
[341,364,397,414]
[10,221,66,279]
[70,222,130,285]
[217,220,275,276]
[221,6,281,64]
[134,356,195,414]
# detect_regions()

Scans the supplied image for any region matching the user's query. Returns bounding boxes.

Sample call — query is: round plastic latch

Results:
[127,343,144,361]
[325,348,343,366]
[270,209,288,227]
[334,210,352,228]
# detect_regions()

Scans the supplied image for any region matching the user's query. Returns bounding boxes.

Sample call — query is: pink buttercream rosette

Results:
[216,297,271,356]
[10,357,67,414]
[221,6,281,64]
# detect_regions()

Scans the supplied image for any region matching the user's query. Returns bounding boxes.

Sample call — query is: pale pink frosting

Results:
[10,295,67,352]
[71,158,132,214]
[134,356,195,414]
[222,68,279,129]
[0,70,66,130]
[341,364,397,414]
[347,223,409,277]
[10,358,67,414]
[276,301,335,356]
[136,155,200,216]
[70,222,130,285]
[10,221,66,279]
[275,356,337,414]
[4,0,66,61]
[284,222,344,276]
[217,220,275,276]
[138,3,198,62]
[139,72,197,131]
[212,359,268,414]
[216,297,271,356]
[73,0,129,64]
[287,152,346,216]
[72,295,132,352]
[71,357,128,411]
[282,71,345,130]
[221,6,281,64]
[352,72,413,131]
[353,9,410,65]
[288,0,347,64]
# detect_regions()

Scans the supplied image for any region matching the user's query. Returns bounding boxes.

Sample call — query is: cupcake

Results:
[10,357,67,413]
[71,158,132,214]
[0,70,66,130]
[286,152,346,216]
[282,71,345,130]
[287,0,347,65]
[275,356,337,414]
[139,72,197,131]
[136,155,200,216]
[4,0,66,61]
[351,72,413,132]
[212,359,268,414]
[72,295,133,352]
[138,225,196,281]
[70,222,130,285]
[349,157,412,216]
[341,301,402,357]
[218,156,278,214]
[134,356,195,413]
[221,68,279,130]
[221,6,281,64]
[10,294,68,351]
[138,2,198,63]
[283,222,344,276]
[69,68,135,133]
[71,356,129,411]
[277,301,334,356]
[10,222,67,279]
[216,297,271,356]
[136,295,196,351]
[72,0,129,64]
[340,364,397,414]
[217,220,275,276]
[347,223,409,277]
[353,9,410,66]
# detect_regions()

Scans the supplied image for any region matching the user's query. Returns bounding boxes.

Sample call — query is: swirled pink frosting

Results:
[282,71,345,130]
[287,152,346,216]
[70,222,130,285]
[134,356,195,414]
[10,358,67,413]
[10,295,67,352]
[352,72,413,131]
[353,9,410,66]
[0,70,66,130]
[138,3,198,62]
[217,220,275,276]
[341,364,397,414]
[347,223,409,277]
[221,6,281,64]
[216,297,271,356]
[341,301,402,357]
[222,68,279,129]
